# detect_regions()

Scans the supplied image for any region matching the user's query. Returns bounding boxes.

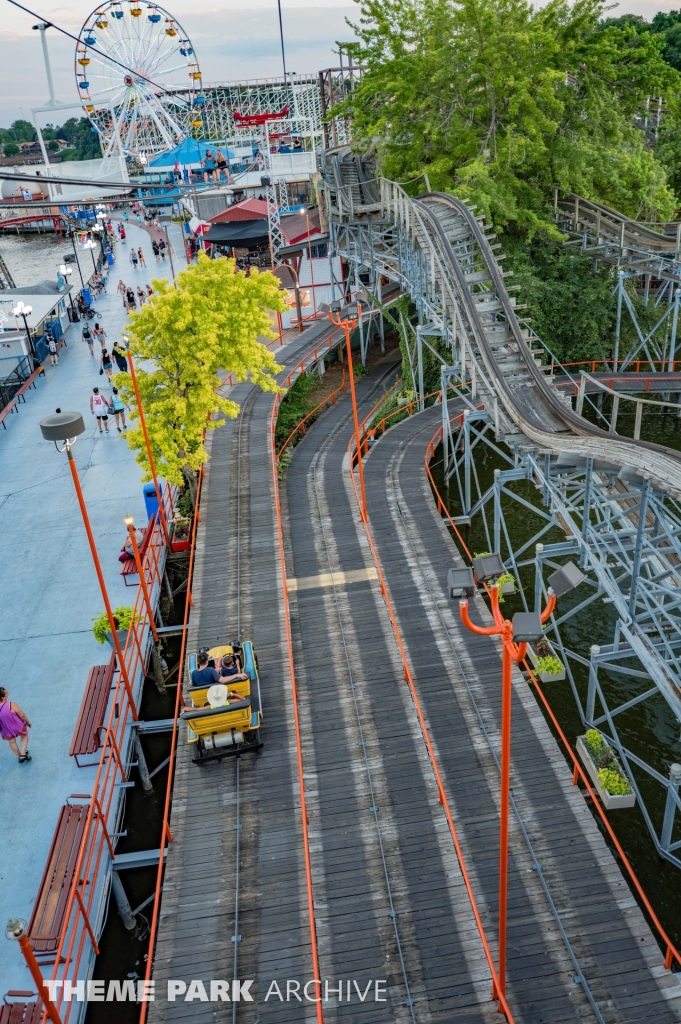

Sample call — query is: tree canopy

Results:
[116,253,287,498]
[342,0,680,231]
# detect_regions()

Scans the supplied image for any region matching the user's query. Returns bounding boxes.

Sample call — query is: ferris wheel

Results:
[75,1,203,157]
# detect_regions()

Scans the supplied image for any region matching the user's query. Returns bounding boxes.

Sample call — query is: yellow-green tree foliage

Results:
[117,253,287,497]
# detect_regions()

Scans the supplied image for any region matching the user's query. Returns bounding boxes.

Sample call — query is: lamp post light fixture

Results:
[39,411,138,719]
[67,232,85,288]
[320,300,367,521]
[456,559,584,1005]
[12,301,34,358]
[123,337,172,548]
[6,918,63,1024]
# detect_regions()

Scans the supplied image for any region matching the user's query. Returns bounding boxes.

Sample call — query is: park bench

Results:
[27,798,89,962]
[69,656,116,767]
[0,400,16,429]
[14,366,45,405]
[1,993,43,1024]
[120,514,156,586]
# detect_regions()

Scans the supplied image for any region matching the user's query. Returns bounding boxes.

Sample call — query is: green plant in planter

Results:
[171,516,191,542]
[584,728,612,767]
[597,767,632,796]
[536,655,563,676]
[474,551,491,557]
[496,572,515,588]
[92,606,138,644]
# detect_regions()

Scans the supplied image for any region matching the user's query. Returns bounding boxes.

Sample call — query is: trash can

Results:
[143,482,159,520]
[106,252,114,266]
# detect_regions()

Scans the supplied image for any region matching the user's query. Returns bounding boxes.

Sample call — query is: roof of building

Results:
[203,219,270,247]
[280,207,321,245]
[210,198,268,224]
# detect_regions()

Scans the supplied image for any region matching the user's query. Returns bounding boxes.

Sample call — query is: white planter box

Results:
[500,581,516,596]
[526,637,566,682]
[576,736,636,810]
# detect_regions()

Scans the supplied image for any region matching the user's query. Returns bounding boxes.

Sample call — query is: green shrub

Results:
[354,363,368,377]
[92,605,138,644]
[536,655,563,675]
[584,728,610,764]
[176,488,194,518]
[597,767,632,796]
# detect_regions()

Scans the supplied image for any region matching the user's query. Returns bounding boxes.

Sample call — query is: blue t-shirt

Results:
[191,666,220,687]
[220,664,239,677]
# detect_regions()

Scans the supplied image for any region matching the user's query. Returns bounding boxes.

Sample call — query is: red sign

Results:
[232,107,290,126]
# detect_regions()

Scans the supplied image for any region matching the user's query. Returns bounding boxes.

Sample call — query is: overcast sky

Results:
[0,0,677,126]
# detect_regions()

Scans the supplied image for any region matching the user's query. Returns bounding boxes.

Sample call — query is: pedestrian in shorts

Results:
[47,335,58,365]
[90,387,110,432]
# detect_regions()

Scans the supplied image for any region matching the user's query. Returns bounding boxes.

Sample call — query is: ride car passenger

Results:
[190,651,222,687]
[220,654,248,682]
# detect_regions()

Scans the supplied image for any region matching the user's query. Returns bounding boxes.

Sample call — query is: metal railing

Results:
[39,485,174,1024]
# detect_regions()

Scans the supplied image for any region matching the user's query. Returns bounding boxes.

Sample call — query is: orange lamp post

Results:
[123,339,172,549]
[323,301,367,521]
[6,918,63,1024]
[454,557,583,1005]
[39,412,138,720]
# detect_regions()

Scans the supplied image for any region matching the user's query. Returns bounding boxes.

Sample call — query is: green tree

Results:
[342,0,679,231]
[9,119,36,142]
[47,139,60,152]
[55,117,102,160]
[3,142,19,156]
[116,253,287,500]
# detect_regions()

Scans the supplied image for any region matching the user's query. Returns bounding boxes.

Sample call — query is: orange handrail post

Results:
[125,347,172,549]
[125,515,159,643]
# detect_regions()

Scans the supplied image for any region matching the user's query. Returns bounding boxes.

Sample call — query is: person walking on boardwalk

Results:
[130,248,139,270]
[111,387,130,431]
[82,321,94,355]
[152,240,160,261]
[0,687,31,762]
[100,348,114,382]
[90,387,110,433]
[47,335,58,365]
[93,323,107,349]
[117,279,127,307]
[136,285,146,306]
[137,247,146,267]
[111,341,128,373]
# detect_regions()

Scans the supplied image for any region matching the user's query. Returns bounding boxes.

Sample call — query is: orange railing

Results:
[40,484,176,1024]
[139,466,204,1024]
[345,406,515,1021]
[277,370,346,458]
[423,420,681,974]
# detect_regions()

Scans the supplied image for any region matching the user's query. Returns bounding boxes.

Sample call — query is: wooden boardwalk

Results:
[149,330,681,1023]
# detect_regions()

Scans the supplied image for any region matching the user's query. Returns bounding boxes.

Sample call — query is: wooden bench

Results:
[14,365,45,404]
[120,515,156,586]
[0,400,16,429]
[27,799,89,962]
[1,993,43,1024]
[69,655,116,767]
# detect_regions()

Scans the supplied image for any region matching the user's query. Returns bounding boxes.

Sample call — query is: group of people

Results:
[117,279,153,312]
[187,650,249,708]
[129,247,146,269]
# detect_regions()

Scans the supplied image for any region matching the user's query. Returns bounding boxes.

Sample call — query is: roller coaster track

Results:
[318,147,681,867]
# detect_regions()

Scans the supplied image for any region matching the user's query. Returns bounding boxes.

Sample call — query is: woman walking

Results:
[0,687,32,762]
[130,248,139,269]
[137,247,146,267]
[90,386,110,432]
[117,279,126,307]
[111,387,130,431]
[93,323,107,348]
[152,240,160,261]
[100,348,114,382]
[136,285,146,306]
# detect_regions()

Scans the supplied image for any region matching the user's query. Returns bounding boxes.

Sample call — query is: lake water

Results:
[0,232,96,289]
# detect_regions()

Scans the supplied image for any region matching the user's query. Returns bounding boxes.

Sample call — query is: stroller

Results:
[77,295,101,320]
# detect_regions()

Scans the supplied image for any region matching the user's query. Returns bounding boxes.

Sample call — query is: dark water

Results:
[0,232,95,288]
[430,400,681,959]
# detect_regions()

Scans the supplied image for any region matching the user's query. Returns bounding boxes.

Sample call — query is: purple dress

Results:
[0,700,26,739]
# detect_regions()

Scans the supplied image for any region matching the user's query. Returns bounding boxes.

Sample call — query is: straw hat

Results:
[206,684,228,708]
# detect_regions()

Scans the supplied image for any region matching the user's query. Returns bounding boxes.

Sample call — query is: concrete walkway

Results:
[0,222,181,994]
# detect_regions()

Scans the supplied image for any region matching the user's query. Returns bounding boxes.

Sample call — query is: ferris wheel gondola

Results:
[75,0,203,157]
